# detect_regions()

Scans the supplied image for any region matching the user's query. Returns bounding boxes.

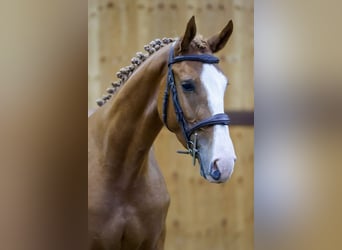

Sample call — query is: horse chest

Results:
[89,167,170,250]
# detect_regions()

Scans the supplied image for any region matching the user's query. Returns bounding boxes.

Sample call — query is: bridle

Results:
[162,44,230,176]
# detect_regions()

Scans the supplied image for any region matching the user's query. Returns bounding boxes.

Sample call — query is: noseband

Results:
[162,44,230,174]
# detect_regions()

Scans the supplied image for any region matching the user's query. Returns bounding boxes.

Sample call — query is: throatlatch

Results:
[162,44,230,173]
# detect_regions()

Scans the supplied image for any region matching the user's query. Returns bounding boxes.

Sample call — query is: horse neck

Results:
[95,46,169,179]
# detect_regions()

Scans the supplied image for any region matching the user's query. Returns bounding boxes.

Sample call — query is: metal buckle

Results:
[177,133,198,165]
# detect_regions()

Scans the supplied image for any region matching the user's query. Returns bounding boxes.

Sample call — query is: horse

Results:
[88,16,236,250]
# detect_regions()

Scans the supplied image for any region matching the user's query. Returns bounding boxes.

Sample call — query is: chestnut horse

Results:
[88,16,236,250]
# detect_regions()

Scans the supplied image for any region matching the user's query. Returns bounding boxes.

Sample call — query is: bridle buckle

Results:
[176,133,198,166]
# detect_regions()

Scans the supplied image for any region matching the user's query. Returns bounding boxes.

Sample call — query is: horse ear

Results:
[208,20,233,53]
[180,16,197,52]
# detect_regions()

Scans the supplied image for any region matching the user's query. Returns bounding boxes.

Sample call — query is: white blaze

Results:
[200,64,236,181]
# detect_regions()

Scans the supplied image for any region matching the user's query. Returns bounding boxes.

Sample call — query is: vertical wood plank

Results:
[88,0,101,109]
[225,0,254,110]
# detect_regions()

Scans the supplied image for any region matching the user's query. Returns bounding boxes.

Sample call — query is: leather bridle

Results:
[162,44,230,173]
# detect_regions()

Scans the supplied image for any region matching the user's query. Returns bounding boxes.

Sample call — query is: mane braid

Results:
[96,37,177,107]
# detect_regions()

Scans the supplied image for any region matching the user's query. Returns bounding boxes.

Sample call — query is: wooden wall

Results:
[88,0,253,249]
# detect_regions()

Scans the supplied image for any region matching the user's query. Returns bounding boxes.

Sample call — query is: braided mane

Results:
[96,37,177,107]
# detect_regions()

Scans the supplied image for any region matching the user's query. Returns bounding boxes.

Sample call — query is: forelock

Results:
[191,35,209,51]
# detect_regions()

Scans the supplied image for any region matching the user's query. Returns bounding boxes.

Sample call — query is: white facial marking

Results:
[200,64,236,182]
[200,64,227,115]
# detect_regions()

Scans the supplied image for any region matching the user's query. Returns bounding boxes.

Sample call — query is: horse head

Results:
[158,16,236,183]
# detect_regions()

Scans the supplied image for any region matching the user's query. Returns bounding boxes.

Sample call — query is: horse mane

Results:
[96,37,177,107]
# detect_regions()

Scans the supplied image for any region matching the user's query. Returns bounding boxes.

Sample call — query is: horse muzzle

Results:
[206,157,236,183]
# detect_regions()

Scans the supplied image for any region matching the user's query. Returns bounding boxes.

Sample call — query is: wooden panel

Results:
[88,0,254,249]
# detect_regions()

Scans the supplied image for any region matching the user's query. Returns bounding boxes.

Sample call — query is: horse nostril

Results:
[210,160,221,180]
[211,169,221,180]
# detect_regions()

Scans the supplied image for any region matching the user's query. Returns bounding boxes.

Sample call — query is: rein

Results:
[162,45,230,175]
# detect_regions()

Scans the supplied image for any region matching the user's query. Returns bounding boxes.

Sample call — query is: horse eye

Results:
[181,81,195,92]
